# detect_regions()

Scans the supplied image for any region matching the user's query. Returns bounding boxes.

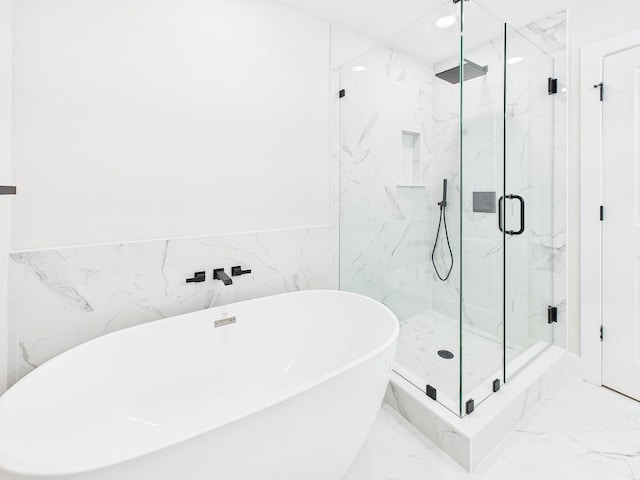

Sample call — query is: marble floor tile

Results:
[345,376,640,480]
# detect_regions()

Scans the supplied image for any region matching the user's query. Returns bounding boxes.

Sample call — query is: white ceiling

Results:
[275,0,585,42]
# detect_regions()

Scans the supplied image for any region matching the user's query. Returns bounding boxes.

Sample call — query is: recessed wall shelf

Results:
[401,130,422,185]
[396,183,427,188]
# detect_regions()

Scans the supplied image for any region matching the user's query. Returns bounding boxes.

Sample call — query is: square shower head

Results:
[435,59,488,84]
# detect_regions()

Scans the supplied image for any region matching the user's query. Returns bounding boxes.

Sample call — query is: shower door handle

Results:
[509,194,525,235]
[498,195,525,235]
[498,195,506,233]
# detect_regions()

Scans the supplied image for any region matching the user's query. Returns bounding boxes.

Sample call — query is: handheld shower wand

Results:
[440,179,447,206]
[432,179,454,281]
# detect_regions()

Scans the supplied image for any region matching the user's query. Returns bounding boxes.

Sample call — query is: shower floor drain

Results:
[438,350,454,359]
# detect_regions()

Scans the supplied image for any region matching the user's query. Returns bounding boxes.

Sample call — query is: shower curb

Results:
[384,346,568,471]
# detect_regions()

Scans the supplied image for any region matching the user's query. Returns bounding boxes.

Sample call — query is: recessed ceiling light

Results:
[507,56,523,65]
[352,65,366,72]
[436,16,456,29]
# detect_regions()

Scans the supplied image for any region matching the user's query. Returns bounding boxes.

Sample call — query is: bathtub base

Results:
[384,346,571,471]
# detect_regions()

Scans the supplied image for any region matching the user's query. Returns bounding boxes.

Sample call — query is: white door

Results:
[602,44,640,401]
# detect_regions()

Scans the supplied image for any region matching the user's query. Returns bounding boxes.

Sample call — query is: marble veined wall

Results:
[339,46,434,321]
[523,12,568,350]
[7,226,334,385]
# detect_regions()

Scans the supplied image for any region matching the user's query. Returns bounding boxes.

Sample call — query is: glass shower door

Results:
[459,1,506,415]
[504,26,555,380]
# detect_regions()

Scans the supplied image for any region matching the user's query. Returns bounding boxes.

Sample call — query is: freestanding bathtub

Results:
[0,290,398,480]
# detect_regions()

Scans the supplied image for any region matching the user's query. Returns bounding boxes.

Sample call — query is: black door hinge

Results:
[548,77,558,95]
[600,205,604,221]
[339,89,346,98]
[548,306,558,324]
[594,82,604,101]
[600,325,604,341]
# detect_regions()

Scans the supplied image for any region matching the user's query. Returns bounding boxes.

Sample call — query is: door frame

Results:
[580,29,640,385]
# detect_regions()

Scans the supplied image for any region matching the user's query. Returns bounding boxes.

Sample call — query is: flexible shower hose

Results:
[431,200,454,281]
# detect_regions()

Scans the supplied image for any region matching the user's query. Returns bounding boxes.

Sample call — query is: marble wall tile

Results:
[514,11,568,348]
[338,44,434,319]
[7,226,334,385]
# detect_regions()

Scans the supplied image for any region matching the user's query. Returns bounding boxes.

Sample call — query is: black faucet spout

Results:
[213,268,233,286]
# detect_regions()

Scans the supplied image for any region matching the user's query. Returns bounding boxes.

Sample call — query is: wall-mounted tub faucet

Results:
[213,268,233,286]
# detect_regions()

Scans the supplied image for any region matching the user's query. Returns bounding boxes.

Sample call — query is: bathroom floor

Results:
[394,310,532,405]
[345,375,640,479]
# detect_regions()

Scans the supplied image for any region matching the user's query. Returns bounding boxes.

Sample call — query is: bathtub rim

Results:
[0,289,399,477]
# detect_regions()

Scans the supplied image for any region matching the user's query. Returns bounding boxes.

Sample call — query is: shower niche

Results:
[399,130,423,186]
[338,0,559,419]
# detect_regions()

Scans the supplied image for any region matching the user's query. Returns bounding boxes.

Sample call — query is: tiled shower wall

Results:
[338,47,434,321]
[7,227,334,385]
[527,12,568,349]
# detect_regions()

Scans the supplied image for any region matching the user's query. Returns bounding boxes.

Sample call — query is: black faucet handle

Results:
[186,271,206,283]
[231,265,252,276]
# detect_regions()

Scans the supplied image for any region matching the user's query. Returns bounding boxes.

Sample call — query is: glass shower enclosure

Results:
[338,0,557,416]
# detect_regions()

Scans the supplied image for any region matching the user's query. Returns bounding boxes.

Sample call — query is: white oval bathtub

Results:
[0,290,398,480]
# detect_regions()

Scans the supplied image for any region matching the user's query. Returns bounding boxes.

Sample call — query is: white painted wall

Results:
[0,0,13,393]
[568,0,640,354]
[12,0,331,250]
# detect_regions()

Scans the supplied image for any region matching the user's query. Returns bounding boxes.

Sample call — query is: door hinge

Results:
[548,77,558,95]
[600,205,604,221]
[339,89,346,98]
[600,325,604,341]
[548,306,558,324]
[594,82,604,101]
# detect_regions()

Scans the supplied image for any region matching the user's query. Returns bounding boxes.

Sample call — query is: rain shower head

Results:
[435,59,488,84]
